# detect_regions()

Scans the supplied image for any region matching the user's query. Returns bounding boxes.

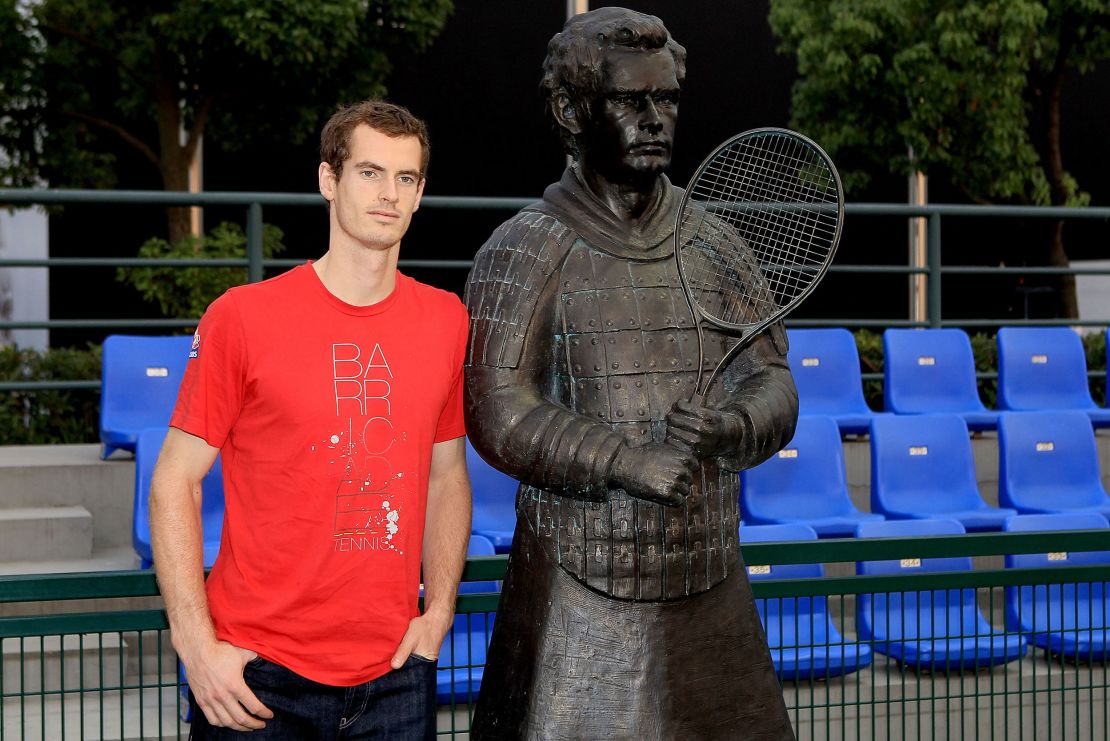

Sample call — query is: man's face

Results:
[580,48,680,183]
[319,124,425,251]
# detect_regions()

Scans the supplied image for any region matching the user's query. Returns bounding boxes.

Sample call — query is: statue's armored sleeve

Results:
[711,323,799,472]
[465,211,627,500]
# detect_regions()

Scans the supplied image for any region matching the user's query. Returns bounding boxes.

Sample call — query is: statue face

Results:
[580,47,680,183]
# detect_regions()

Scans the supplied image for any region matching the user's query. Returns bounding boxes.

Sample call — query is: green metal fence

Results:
[2,532,1109,739]
[1,189,1108,394]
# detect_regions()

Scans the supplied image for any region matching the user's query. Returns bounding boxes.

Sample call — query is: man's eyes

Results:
[359,170,419,185]
[607,92,679,108]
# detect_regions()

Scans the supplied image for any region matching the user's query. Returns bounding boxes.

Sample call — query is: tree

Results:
[0,0,453,243]
[769,0,1110,318]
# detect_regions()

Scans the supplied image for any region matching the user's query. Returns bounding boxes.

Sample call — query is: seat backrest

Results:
[869,413,986,515]
[465,439,519,532]
[997,327,1096,411]
[100,335,193,440]
[883,328,985,414]
[786,328,870,415]
[856,519,981,640]
[740,523,823,580]
[458,534,499,594]
[856,518,970,575]
[740,524,827,645]
[132,426,224,565]
[998,410,1110,511]
[741,416,856,521]
[1002,512,1109,633]
[1002,512,1110,569]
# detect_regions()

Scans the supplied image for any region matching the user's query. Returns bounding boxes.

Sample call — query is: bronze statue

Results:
[464,8,798,739]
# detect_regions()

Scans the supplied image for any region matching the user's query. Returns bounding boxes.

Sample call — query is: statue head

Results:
[541,7,686,183]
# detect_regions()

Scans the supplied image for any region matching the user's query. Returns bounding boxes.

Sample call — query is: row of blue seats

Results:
[744,411,1110,537]
[98,327,1110,459]
[792,326,1110,434]
[746,513,1110,679]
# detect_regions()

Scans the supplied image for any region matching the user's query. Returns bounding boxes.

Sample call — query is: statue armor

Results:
[527,239,739,600]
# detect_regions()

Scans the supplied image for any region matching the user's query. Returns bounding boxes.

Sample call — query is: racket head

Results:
[675,127,844,333]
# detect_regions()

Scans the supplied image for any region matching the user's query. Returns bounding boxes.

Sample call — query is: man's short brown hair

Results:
[320,100,430,180]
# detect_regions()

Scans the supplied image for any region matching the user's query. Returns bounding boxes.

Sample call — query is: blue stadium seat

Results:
[856,519,1027,671]
[741,415,883,537]
[870,413,1016,531]
[466,438,518,553]
[883,328,998,431]
[1003,512,1110,661]
[787,328,878,435]
[741,523,872,679]
[996,327,1110,427]
[436,534,499,705]
[133,426,224,569]
[100,335,194,458]
[998,410,1110,518]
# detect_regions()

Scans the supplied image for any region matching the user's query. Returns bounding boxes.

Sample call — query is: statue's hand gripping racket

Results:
[669,128,843,440]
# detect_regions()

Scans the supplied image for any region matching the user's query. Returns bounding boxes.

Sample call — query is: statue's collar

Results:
[529,167,680,261]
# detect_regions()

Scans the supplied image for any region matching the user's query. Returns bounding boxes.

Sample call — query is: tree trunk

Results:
[154,52,192,246]
[1041,16,1078,319]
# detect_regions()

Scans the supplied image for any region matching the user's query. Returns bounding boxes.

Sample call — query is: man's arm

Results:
[390,435,472,668]
[150,427,272,731]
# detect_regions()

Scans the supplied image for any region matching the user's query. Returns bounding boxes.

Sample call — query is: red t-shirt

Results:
[170,263,468,686]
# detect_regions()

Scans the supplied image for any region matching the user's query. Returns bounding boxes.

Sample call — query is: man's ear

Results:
[551,90,583,136]
[318,162,337,201]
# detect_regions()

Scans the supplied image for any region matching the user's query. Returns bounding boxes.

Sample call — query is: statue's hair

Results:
[541,7,686,156]
[320,100,430,180]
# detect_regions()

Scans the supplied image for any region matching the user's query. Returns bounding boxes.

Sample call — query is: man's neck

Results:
[312,243,399,307]
[579,166,664,223]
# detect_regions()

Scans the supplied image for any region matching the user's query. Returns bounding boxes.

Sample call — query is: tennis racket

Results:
[674,127,843,401]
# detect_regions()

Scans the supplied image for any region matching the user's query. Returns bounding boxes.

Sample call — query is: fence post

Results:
[927,212,942,327]
[247,202,264,283]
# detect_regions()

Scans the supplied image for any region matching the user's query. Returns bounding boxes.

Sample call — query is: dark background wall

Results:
[48,1,1110,346]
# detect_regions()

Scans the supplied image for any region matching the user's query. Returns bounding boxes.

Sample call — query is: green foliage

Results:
[768,0,1109,204]
[0,344,101,444]
[0,0,454,189]
[852,327,1105,410]
[117,222,285,319]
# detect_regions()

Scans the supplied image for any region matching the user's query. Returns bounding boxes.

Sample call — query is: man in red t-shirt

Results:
[151,100,472,739]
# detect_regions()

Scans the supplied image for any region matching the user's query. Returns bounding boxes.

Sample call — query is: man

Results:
[464,8,797,739]
[151,100,472,739]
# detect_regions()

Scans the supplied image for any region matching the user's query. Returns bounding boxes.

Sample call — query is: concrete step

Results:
[0,682,188,740]
[0,506,93,562]
[2,633,125,694]
[0,444,135,552]
[0,544,140,577]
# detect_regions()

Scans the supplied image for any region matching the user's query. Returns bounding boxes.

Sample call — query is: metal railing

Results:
[1,189,1108,395]
[2,532,1109,739]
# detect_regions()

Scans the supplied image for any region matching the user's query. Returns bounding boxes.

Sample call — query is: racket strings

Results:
[679,131,839,328]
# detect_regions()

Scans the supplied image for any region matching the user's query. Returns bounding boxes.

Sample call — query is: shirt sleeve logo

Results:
[189,330,201,359]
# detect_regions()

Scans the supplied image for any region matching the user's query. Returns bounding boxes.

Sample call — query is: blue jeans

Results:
[189,654,437,740]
